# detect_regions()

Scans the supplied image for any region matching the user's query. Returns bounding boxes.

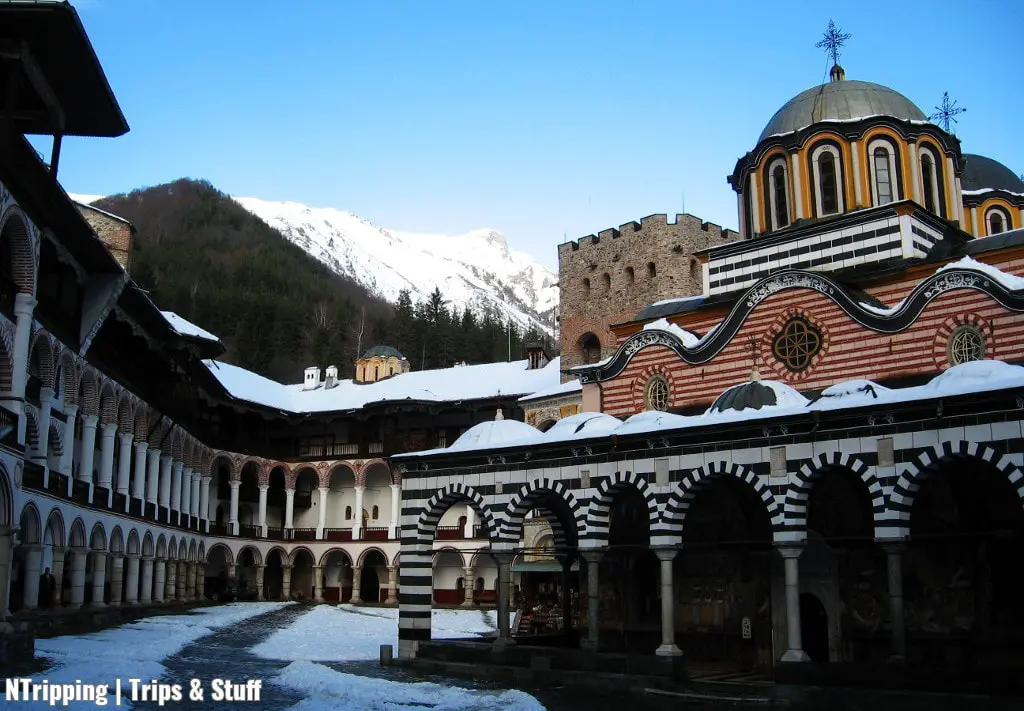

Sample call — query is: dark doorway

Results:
[360,566,380,603]
[800,593,829,662]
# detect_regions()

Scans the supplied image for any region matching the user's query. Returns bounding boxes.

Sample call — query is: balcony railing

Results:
[72,480,90,505]
[209,522,230,537]
[363,526,389,541]
[436,525,463,540]
[367,441,383,454]
[113,492,127,512]
[324,528,352,542]
[239,524,260,538]
[0,403,20,450]
[23,461,44,490]
[130,498,144,517]
[474,525,486,539]
[93,487,111,510]
[290,528,316,541]
[298,442,360,458]
[266,527,286,541]
[48,471,68,497]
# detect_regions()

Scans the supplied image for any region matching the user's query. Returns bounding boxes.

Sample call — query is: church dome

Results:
[961,154,1024,193]
[758,78,927,143]
[707,379,809,414]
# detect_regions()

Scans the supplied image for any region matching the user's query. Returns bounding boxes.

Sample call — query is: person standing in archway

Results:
[39,567,55,608]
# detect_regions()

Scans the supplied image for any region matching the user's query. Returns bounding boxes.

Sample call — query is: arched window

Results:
[458,515,467,527]
[986,207,1010,235]
[577,332,602,365]
[373,366,379,380]
[371,505,379,520]
[602,272,611,291]
[625,266,634,284]
[389,366,394,375]
[345,506,352,520]
[646,262,656,278]
[868,140,900,206]
[919,147,941,214]
[811,144,843,216]
[767,157,790,230]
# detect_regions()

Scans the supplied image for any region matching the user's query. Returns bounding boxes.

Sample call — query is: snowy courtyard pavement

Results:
[252,605,541,711]
[15,604,542,711]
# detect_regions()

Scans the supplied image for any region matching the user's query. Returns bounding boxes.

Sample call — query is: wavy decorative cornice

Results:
[576,268,1024,384]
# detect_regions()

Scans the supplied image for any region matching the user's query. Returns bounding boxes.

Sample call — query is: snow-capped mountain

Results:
[232,197,558,335]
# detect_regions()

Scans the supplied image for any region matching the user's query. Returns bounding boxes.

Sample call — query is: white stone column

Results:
[581,549,603,651]
[140,557,154,603]
[349,566,362,604]
[284,488,295,530]
[255,565,265,600]
[90,552,108,606]
[461,566,475,607]
[170,461,183,518]
[50,547,65,607]
[97,422,117,492]
[176,561,187,600]
[158,454,173,511]
[115,432,133,499]
[282,565,292,599]
[109,554,124,606]
[77,414,99,484]
[36,387,55,461]
[313,565,323,602]
[69,549,87,608]
[908,143,922,204]
[228,480,241,535]
[494,552,514,647]
[59,405,78,479]
[124,555,140,604]
[21,545,42,610]
[199,476,212,528]
[186,563,197,600]
[11,294,36,444]
[389,483,401,539]
[851,140,863,207]
[132,441,148,501]
[884,542,907,663]
[191,475,201,527]
[316,486,328,539]
[386,565,399,605]
[145,448,161,508]
[352,485,364,539]
[778,545,809,662]
[463,506,476,539]
[654,548,681,656]
[0,529,16,617]
[790,151,804,220]
[157,560,169,602]
[181,467,193,520]
[258,485,269,536]
[197,563,206,598]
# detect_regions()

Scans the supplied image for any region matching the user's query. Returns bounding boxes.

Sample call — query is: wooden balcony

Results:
[290,527,316,541]
[436,525,463,540]
[23,461,44,490]
[363,526,389,541]
[208,522,230,537]
[71,479,90,505]
[239,524,260,538]
[324,528,352,542]
[266,527,285,541]
[47,471,68,498]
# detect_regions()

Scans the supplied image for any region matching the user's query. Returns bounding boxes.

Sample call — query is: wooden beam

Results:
[0,41,65,132]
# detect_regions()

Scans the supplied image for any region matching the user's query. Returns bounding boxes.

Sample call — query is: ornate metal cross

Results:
[815,20,851,66]
[930,91,966,133]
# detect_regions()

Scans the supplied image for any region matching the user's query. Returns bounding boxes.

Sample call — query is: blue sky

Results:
[50,0,1023,268]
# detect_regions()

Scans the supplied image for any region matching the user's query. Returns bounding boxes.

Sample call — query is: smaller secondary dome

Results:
[758,79,927,143]
[544,412,621,439]
[925,359,1024,393]
[961,154,1024,193]
[708,380,809,414]
[360,345,406,360]
[448,419,540,452]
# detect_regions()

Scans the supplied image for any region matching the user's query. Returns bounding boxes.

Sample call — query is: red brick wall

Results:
[601,253,1024,417]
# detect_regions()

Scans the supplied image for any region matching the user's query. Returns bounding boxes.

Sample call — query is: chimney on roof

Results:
[303,366,321,391]
[325,365,338,389]
[829,64,846,82]
[525,343,549,370]
[495,408,504,421]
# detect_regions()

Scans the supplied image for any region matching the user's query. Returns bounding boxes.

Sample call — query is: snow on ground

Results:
[274,659,544,711]
[26,602,290,710]
[251,605,507,662]
[254,606,541,711]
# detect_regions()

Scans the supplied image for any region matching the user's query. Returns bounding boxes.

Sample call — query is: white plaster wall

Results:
[438,503,471,527]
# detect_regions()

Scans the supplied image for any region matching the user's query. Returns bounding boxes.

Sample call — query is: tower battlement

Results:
[558,212,739,377]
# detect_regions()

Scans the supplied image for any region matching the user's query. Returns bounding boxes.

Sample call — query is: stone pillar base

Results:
[655,643,683,657]
[491,636,516,650]
[781,649,810,662]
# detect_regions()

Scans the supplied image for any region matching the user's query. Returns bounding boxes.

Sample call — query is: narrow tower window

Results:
[818,152,839,215]
[920,153,937,213]
[770,162,790,229]
[873,147,893,205]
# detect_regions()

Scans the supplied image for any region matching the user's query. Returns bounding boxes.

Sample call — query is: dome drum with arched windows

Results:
[960,154,1024,238]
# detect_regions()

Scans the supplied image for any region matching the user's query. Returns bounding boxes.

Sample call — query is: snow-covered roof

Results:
[938,256,1024,291]
[204,357,563,414]
[397,360,1024,457]
[447,418,541,452]
[162,311,220,342]
[642,317,701,347]
[517,378,582,403]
